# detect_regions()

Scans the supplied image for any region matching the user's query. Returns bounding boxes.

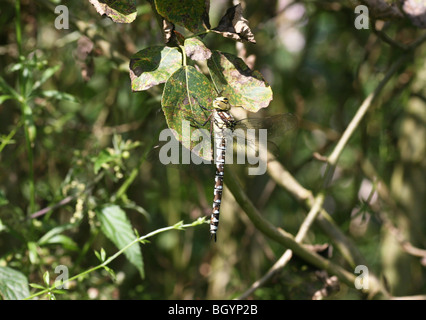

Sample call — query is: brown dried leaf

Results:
[212,4,256,43]
[74,36,95,81]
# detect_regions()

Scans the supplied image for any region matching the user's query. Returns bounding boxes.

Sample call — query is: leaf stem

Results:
[24,218,206,300]
[179,45,187,66]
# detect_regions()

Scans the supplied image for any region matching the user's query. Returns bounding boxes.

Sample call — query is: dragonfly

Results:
[190,96,298,242]
[157,96,297,241]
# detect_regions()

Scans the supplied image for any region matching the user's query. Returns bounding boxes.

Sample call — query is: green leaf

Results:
[43,271,50,287]
[0,76,20,100]
[0,95,14,103]
[96,205,144,279]
[207,51,273,112]
[161,66,216,160]
[38,224,75,245]
[31,65,60,92]
[27,241,39,265]
[40,90,79,103]
[0,190,8,206]
[0,266,30,300]
[93,149,115,174]
[38,224,79,251]
[155,0,210,33]
[41,235,79,251]
[129,46,182,91]
[88,0,137,23]
[29,283,46,290]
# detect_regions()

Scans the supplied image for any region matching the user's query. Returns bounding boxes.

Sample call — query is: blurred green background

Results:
[0,0,425,300]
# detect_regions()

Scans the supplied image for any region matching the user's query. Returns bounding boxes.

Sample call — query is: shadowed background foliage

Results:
[0,0,425,300]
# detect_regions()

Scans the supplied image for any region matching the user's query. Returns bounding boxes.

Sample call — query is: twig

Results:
[225,170,358,288]
[361,159,426,262]
[28,173,104,220]
[266,154,388,298]
[236,192,325,300]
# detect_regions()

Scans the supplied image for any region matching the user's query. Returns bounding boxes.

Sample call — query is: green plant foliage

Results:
[0,267,30,300]
[161,66,216,159]
[1,0,425,302]
[154,0,210,33]
[129,46,182,91]
[207,51,273,112]
[96,205,145,279]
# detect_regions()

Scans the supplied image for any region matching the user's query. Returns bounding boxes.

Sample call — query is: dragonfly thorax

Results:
[213,96,231,111]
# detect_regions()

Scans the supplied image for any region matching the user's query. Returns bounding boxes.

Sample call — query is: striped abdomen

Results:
[210,109,234,241]
[210,135,226,241]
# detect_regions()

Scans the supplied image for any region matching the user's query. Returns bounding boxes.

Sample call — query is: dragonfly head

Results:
[213,97,231,111]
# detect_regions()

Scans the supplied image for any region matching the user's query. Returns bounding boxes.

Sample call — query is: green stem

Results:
[179,45,187,67]
[21,102,36,214]
[187,29,211,39]
[24,219,206,300]
[15,0,22,56]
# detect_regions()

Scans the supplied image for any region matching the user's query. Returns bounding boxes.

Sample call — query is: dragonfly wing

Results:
[229,113,298,160]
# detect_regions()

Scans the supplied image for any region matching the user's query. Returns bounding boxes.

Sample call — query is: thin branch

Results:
[361,159,426,262]
[28,173,104,220]
[266,154,389,298]
[225,170,358,289]
[327,53,410,168]
[236,192,325,300]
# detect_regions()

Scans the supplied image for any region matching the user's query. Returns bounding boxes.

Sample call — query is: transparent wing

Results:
[233,113,298,140]
[228,113,298,159]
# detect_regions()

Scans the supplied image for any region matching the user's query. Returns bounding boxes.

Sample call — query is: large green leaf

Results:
[161,66,216,160]
[89,0,137,23]
[155,0,210,33]
[0,267,30,300]
[96,205,144,279]
[207,51,273,112]
[129,46,182,91]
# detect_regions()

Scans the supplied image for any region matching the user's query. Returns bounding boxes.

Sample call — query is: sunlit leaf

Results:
[96,205,144,279]
[184,38,212,61]
[88,0,137,23]
[155,0,210,33]
[207,51,273,112]
[130,46,182,91]
[0,267,30,300]
[92,149,116,174]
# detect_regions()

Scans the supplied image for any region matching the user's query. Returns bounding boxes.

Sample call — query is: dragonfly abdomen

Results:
[210,106,234,242]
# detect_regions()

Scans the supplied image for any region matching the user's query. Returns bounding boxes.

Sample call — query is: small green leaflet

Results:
[96,205,145,279]
[208,51,273,112]
[0,267,30,300]
[130,46,182,91]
